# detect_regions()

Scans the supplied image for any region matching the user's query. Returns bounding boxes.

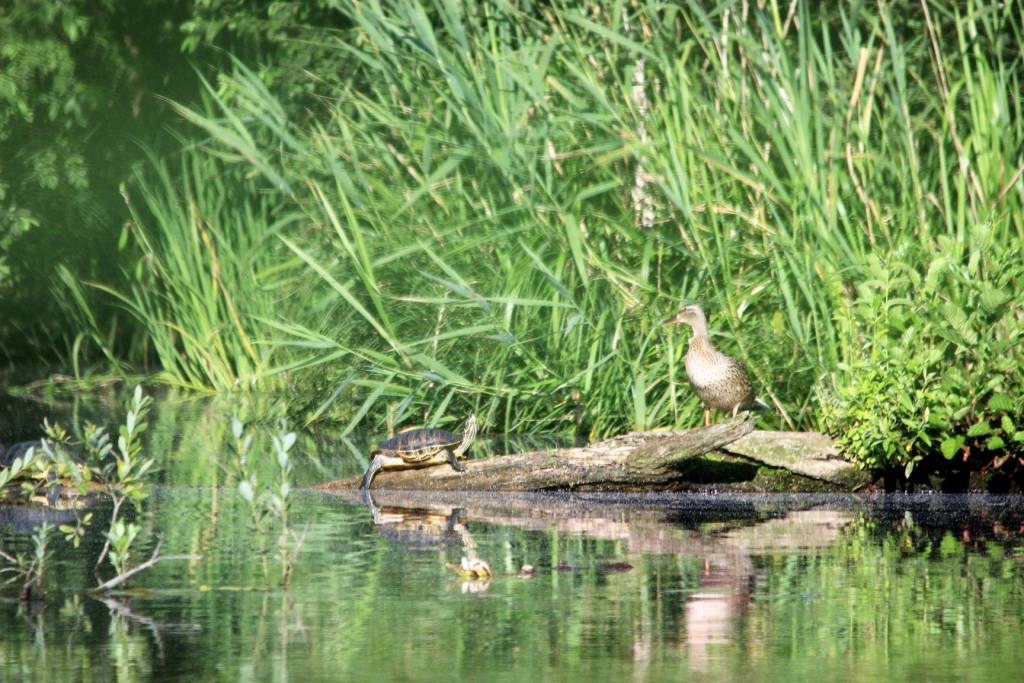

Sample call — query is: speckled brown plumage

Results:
[664,304,768,426]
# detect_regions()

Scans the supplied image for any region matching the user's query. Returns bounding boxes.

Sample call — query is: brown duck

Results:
[664,304,769,426]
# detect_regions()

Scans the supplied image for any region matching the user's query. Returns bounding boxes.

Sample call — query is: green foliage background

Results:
[1,0,1022,479]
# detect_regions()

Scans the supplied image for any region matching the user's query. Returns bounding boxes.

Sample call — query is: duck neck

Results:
[688,319,711,351]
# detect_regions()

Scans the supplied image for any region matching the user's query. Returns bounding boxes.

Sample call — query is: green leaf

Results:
[1000,415,1015,434]
[561,213,589,290]
[939,532,960,556]
[966,421,992,437]
[970,222,994,251]
[940,302,978,345]
[980,286,1010,315]
[923,256,950,292]
[940,436,964,460]
[279,235,406,356]
[986,435,1005,451]
[988,394,1015,412]
[560,11,657,58]
[904,459,916,479]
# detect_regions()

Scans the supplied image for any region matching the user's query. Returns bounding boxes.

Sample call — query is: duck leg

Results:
[359,454,386,490]
[703,408,711,427]
[445,448,467,473]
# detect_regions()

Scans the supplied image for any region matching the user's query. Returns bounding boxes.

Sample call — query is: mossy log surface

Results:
[720,431,873,489]
[314,416,870,493]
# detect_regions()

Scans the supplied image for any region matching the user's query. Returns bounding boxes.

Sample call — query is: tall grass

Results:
[82,1,1022,442]
[87,147,302,391]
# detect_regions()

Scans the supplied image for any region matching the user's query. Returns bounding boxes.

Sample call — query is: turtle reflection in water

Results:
[370,506,467,548]
[359,415,478,490]
[362,501,493,587]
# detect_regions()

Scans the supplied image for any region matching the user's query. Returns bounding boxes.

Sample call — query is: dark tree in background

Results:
[0,0,342,370]
[1,1,192,365]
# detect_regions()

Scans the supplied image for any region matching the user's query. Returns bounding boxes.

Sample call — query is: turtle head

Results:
[663,303,706,328]
[456,414,478,456]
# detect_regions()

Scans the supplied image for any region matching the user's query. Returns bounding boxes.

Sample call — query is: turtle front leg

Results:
[359,454,386,490]
[361,487,387,524]
[703,408,712,427]
[445,448,467,473]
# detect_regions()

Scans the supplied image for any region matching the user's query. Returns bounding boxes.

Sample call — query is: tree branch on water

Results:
[91,537,202,593]
[93,495,123,579]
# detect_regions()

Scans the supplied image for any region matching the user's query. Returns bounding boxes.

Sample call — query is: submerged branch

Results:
[92,537,202,593]
[93,496,123,579]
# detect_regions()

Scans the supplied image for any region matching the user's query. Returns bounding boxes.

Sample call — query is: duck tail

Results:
[750,398,771,412]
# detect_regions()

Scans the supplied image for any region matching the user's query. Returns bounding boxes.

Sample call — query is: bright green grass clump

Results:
[84,1,1022,474]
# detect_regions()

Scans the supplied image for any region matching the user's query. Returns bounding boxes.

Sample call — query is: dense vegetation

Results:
[2,1,1022,479]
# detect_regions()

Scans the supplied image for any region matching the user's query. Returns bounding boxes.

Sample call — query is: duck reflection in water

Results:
[680,509,852,673]
[618,507,853,677]
[683,551,755,673]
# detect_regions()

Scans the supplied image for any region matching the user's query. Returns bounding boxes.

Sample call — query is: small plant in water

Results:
[0,446,42,500]
[0,522,53,602]
[34,387,158,581]
[0,386,200,599]
[105,519,141,578]
[229,417,308,587]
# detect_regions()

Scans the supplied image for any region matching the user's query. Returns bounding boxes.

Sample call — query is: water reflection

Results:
[3,389,1024,680]
[1,489,1023,680]
[350,489,858,675]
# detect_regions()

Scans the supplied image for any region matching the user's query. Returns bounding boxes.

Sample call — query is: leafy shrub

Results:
[824,230,1024,479]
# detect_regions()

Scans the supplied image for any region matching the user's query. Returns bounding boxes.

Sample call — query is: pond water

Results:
[1,394,1023,682]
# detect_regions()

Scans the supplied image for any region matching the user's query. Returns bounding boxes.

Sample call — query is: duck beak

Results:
[662,314,680,327]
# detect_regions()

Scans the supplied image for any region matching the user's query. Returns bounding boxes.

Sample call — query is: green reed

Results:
[81,145,302,391]
[77,1,1022,455]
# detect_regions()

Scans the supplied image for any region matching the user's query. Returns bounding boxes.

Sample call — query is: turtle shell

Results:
[374,428,462,464]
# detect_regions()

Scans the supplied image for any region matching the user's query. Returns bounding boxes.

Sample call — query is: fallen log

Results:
[313,415,876,493]
[315,415,757,492]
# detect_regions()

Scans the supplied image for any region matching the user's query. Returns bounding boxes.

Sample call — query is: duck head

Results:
[662,303,707,328]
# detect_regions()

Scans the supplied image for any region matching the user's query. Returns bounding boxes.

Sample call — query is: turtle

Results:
[359,414,478,490]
